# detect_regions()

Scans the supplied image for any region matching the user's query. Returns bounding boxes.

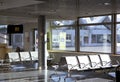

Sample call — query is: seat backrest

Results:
[64,56,80,70]
[19,52,31,61]
[30,51,38,61]
[89,55,102,68]
[99,54,111,67]
[77,55,91,69]
[8,52,20,62]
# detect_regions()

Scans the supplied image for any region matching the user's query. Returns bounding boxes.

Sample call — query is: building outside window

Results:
[79,15,112,53]
[0,25,8,44]
[51,20,75,51]
[116,14,120,54]
[49,14,120,54]
[11,34,23,49]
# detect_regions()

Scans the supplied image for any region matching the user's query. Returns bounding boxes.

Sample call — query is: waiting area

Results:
[0,51,119,82]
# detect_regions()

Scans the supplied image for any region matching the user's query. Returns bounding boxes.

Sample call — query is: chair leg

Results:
[64,72,76,82]
[50,73,61,82]
[64,76,76,82]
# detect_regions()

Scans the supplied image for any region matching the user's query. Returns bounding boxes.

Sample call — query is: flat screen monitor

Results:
[7,25,23,34]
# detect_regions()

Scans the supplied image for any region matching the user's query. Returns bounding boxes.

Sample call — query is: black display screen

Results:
[7,25,23,34]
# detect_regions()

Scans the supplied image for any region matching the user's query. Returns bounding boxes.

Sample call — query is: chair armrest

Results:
[91,62,101,67]
[70,64,79,70]
[102,61,111,66]
[24,57,31,60]
[0,59,10,66]
[31,56,38,60]
[80,63,86,68]
[82,63,91,69]
[60,64,79,71]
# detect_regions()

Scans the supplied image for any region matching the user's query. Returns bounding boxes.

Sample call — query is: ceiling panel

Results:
[0,0,119,24]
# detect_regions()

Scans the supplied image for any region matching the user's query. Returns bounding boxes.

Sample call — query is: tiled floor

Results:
[0,70,115,82]
[76,78,113,82]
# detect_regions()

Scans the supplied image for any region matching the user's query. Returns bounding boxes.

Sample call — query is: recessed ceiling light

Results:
[104,2,111,6]
[34,0,46,3]
[35,0,47,1]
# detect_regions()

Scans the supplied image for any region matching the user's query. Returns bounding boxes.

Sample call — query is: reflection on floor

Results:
[0,69,115,82]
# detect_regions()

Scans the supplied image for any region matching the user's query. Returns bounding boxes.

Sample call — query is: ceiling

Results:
[0,0,119,24]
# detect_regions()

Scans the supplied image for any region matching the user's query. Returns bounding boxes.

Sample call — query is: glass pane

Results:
[117,14,120,22]
[11,34,23,48]
[52,27,75,51]
[0,25,7,33]
[0,25,8,44]
[51,20,75,26]
[79,15,111,24]
[116,24,120,54]
[34,30,38,51]
[80,25,111,53]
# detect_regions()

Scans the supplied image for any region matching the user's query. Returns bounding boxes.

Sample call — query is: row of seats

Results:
[8,51,38,63]
[59,54,118,71]
[7,51,38,71]
[0,51,38,71]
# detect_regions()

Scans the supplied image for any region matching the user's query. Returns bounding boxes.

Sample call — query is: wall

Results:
[0,44,13,59]
[23,23,37,51]
[0,44,6,59]
[22,20,50,52]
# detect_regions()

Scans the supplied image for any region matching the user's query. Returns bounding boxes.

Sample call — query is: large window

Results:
[0,25,23,49]
[0,25,8,44]
[116,14,120,54]
[79,15,111,24]
[51,20,75,51]
[79,15,112,53]
[11,34,23,48]
[49,14,120,54]
[116,24,120,54]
